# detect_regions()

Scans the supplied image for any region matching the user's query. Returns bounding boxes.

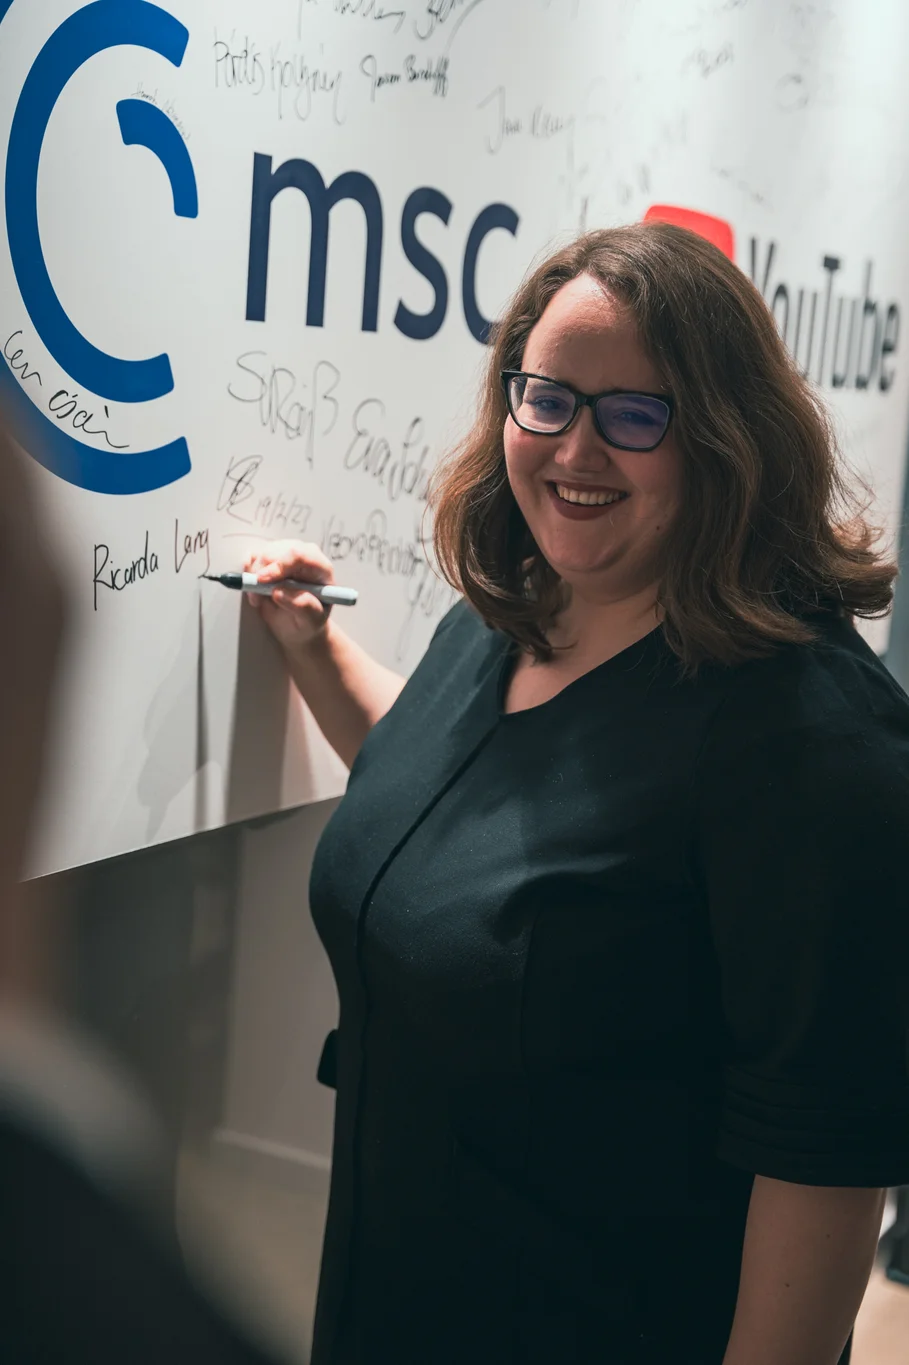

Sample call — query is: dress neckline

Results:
[495,624,668,721]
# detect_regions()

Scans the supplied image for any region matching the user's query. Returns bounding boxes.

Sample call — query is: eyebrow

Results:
[521,371,671,398]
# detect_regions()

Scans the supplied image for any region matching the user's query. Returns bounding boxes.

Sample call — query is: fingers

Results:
[272,586,332,617]
[243,547,274,577]
[242,540,334,585]
[240,541,337,648]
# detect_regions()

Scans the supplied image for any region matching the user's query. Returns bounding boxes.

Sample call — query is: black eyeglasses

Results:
[501,370,674,452]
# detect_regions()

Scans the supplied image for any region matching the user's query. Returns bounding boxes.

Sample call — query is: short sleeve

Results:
[695,691,909,1187]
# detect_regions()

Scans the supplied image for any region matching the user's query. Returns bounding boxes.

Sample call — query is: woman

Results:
[246,223,909,1365]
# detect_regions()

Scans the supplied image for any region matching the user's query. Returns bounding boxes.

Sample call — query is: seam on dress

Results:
[682,672,740,891]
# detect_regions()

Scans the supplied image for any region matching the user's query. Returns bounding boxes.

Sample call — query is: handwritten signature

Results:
[174,518,210,574]
[93,532,159,611]
[361,52,449,99]
[414,0,485,45]
[3,329,41,386]
[216,454,313,537]
[322,506,456,658]
[131,81,189,139]
[478,86,571,156]
[344,399,432,504]
[299,0,407,37]
[270,43,346,123]
[213,31,266,93]
[227,352,340,466]
[4,329,129,449]
[213,31,345,123]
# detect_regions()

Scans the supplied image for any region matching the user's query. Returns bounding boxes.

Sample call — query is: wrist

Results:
[284,616,337,672]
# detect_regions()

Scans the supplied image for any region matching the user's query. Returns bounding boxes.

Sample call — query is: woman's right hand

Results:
[243,541,337,655]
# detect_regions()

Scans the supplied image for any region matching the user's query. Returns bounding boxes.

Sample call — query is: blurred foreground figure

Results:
[0,412,292,1365]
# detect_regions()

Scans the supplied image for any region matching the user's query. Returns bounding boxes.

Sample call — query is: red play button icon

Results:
[643,204,735,260]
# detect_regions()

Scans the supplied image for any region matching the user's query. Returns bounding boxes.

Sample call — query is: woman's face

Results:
[503,273,682,602]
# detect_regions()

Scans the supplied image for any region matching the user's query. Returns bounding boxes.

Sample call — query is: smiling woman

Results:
[251,221,909,1365]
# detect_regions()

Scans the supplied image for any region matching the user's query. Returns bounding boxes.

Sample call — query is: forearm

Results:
[284,617,406,769]
[722,1174,886,1365]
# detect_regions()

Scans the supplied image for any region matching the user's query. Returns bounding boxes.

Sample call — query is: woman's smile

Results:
[545,483,630,518]
[547,481,631,518]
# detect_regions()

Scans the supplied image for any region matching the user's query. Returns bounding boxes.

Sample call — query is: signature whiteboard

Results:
[3,0,909,878]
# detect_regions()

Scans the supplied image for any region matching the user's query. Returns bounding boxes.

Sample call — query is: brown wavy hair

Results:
[430,221,897,672]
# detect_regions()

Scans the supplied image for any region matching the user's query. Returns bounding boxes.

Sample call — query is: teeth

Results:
[554,484,627,506]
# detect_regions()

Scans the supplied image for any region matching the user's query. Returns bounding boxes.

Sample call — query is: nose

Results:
[552,404,613,470]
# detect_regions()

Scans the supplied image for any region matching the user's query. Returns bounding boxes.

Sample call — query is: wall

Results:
[62,798,340,1360]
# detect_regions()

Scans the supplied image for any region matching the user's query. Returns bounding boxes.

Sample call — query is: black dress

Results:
[309,600,909,1365]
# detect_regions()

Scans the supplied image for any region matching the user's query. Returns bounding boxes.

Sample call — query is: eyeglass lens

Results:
[507,374,670,450]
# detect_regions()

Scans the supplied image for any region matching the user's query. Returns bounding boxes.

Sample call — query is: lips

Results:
[553,482,628,506]
[545,481,630,520]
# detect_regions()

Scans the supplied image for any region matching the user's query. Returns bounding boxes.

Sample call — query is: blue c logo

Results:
[0,0,197,494]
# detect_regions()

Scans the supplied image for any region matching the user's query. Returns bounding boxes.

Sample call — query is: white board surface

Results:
[3,0,909,877]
